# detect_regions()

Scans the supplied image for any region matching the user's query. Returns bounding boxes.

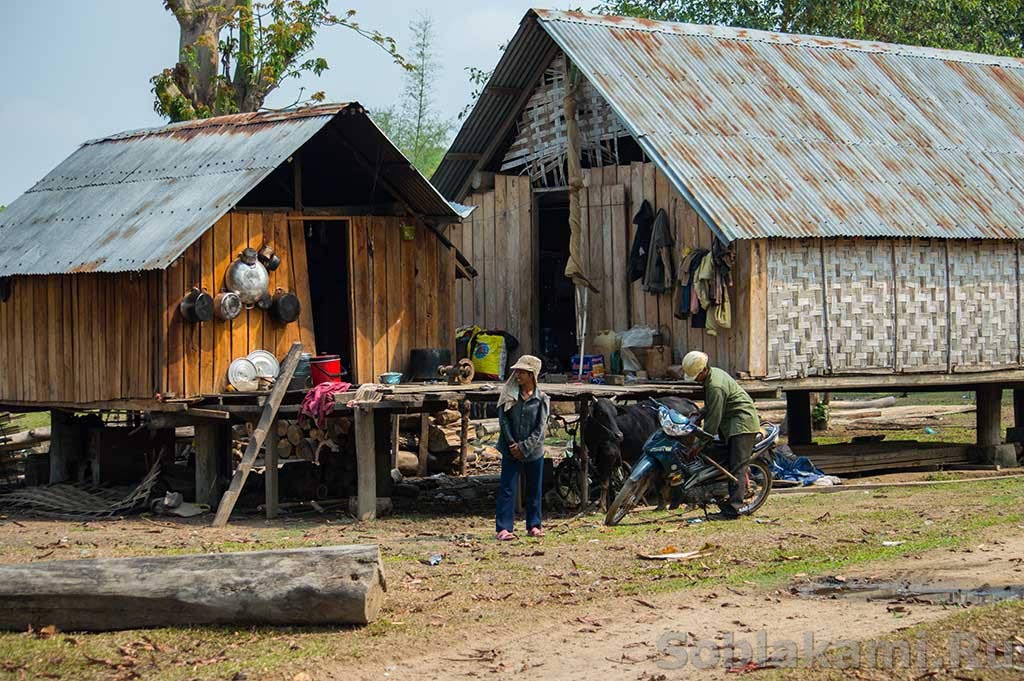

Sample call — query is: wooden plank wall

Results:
[347,216,454,384]
[448,175,536,354]
[450,164,754,373]
[0,271,162,404]
[164,210,315,399]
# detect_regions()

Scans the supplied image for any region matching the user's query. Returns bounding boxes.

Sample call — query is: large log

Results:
[0,545,386,631]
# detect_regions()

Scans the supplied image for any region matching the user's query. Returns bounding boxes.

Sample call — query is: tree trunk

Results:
[0,545,386,631]
[169,0,237,111]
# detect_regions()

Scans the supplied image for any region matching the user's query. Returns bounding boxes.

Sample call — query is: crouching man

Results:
[681,351,760,519]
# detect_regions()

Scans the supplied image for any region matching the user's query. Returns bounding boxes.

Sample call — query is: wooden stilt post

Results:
[578,398,591,506]
[195,423,228,508]
[48,410,81,485]
[417,413,430,477]
[459,399,470,476]
[786,391,812,446]
[390,414,400,470]
[354,406,378,521]
[976,385,1002,447]
[264,421,279,520]
[1009,388,1024,443]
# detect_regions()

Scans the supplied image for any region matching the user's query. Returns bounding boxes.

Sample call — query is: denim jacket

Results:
[496,389,551,461]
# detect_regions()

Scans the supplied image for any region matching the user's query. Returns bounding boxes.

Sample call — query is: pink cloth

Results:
[300,381,353,430]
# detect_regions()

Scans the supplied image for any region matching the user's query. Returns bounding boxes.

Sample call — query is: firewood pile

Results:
[231,416,355,467]
[395,409,477,477]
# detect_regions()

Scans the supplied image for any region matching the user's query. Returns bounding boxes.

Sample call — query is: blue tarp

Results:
[771,448,826,486]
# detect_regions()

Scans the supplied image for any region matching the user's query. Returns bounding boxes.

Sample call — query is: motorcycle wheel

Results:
[553,456,585,508]
[736,458,773,516]
[604,475,652,526]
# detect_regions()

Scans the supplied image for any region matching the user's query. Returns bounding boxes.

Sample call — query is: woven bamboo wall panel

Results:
[895,240,948,370]
[948,241,1019,368]
[767,240,828,378]
[502,54,627,182]
[826,239,895,370]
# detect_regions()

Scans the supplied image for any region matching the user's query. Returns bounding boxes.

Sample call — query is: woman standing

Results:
[495,355,550,541]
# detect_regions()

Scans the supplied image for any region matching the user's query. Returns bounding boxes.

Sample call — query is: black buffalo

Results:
[583,397,700,507]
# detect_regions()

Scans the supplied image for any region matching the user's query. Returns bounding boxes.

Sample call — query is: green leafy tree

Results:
[153,0,410,121]
[374,15,452,177]
[593,1,1024,56]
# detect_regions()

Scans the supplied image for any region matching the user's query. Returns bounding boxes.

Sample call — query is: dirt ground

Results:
[1,474,1022,680]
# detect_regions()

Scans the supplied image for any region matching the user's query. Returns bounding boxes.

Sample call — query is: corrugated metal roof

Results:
[0,103,461,276]
[436,9,1024,241]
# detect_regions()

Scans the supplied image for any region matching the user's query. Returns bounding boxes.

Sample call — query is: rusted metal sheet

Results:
[437,9,1024,241]
[0,103,460,276]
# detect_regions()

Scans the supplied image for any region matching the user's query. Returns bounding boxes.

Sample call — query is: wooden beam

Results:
[976,385,1002,447]
[293,151,303,212]
[354,406,378,521]
[786,391,812,446]
[417,413,430,477]
[390,414,400,470]
[459,399,470,477]
[194,422,228,508]
[577,399,591,505]
[212,342,303,527]
[265,423,279,519]
[48,410,82,485]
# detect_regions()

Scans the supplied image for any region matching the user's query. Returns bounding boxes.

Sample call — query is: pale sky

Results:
[0,1,576,206]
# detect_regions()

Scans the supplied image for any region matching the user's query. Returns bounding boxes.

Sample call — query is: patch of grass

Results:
[767,600,1024,679]
[3,411,50,433]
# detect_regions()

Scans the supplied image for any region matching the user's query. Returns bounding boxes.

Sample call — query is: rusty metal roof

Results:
[437,9,1024,241]
[0,103,461,276]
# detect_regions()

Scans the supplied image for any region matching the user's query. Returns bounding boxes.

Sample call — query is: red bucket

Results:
[310,355,343,386]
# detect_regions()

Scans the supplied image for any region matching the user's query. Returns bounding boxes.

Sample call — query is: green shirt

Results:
[702,367,760,439]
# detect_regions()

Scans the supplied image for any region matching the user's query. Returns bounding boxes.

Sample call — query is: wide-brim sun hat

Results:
[509,355,543,377]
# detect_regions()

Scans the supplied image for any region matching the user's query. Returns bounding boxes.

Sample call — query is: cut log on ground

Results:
[0,545,386,631]
[0,427,51,447]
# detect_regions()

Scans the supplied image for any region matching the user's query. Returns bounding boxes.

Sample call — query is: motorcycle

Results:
[605,400,779,526]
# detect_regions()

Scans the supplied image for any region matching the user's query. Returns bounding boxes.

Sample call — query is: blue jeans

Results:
[496,455,544,533]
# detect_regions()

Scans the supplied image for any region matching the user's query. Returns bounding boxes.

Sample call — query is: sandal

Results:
[528,527,544,538]
[496,529,516,541]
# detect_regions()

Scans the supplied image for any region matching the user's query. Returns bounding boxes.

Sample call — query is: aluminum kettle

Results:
[224,247,269,307]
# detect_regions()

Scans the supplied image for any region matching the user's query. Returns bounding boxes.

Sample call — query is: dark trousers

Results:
[721,433,756,515]
[496,455,544,532]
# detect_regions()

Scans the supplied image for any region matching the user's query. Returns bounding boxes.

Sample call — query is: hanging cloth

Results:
[628,200,655,283]
[643,208,676,294]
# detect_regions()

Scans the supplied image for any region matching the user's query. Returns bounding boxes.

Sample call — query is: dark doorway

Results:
[304,220,353,374]
[537,192,577,372]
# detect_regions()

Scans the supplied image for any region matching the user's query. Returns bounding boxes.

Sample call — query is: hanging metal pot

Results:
[213,291,242,321]
[224,247,269,308]
[258,244,281,271]
[269,288,301,324]
[256,291,273,310]
[179,287,214,323]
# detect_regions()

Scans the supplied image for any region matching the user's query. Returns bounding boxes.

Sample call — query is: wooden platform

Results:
[329,379,777,411]
[791,442,972,476]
